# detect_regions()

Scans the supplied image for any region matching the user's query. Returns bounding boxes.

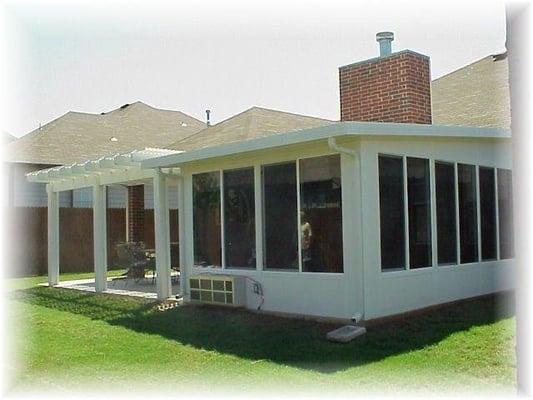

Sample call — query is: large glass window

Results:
[407,157,432,268]
[378,155,406,271]
[458,164,478,263]
[479,167,497,261]
[193,172,221,267]
[223,168,256,268]
[262,162,298,270]
[435,161,457,265]
[497,169,514,259]
[299,155,343,273]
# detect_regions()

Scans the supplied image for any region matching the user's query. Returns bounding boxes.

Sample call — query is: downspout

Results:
[327,137,365,323]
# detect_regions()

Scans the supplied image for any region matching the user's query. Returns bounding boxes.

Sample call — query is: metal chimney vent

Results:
[376,31,394,57]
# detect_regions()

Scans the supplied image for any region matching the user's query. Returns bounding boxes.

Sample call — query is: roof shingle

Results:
[3,101,205,165]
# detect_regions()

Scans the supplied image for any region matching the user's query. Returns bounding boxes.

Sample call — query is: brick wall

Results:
[339,50,432,124]
[127,185,145,243]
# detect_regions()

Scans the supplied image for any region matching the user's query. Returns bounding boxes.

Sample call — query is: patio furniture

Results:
[143,242,180,284]
[113,242,150,286]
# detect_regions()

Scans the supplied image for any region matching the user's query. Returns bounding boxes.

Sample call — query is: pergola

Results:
[27,147,184,300]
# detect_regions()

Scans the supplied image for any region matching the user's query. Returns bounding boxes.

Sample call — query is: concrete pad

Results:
[326,325,366,343]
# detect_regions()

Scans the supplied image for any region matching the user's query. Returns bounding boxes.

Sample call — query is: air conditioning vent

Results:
[189,275,246,307]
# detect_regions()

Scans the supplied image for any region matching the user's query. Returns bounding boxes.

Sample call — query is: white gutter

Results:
[327,137,365,323]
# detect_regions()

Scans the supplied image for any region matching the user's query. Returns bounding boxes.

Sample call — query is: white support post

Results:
[177,176,186,297]
[47,185,60,286]
[154,170,172,300]
[93,184,108,292]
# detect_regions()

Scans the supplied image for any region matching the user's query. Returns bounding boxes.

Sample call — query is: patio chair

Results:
[113,242,150,287]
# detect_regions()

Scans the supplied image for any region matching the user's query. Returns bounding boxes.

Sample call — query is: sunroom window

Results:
[479,167,497,261]
[262,162,299,270]
[435,161,457,265]
[193,171,221,267]
[497,169,514,259]
[299,155,343,273]
[223,168,256,268]
[458,164,478,264]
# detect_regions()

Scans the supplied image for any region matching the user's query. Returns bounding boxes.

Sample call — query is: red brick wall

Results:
[127,185,144,243]
[339,51,432,124]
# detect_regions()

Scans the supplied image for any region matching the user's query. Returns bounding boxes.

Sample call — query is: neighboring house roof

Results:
[431,52,510,129]
[167,106,335,152]
[3,101,205,165]
[2,132,17,145]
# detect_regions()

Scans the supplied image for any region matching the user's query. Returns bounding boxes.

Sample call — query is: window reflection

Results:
[193,172,221,267]
[224,168,256,268]
[299,155,343,273]
[262,162,298,270]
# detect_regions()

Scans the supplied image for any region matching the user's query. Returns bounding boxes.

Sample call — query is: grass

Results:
[4,272,516,395]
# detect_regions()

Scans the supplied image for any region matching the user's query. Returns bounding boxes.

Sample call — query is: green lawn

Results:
[5,273,516,395]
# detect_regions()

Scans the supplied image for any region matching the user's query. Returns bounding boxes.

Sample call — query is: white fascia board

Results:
[141,122,511,169]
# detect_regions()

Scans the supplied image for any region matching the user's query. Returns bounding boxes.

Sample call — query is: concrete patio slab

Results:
[38,272,180,300]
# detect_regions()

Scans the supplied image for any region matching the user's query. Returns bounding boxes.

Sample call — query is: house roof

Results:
[167,106,335,152]
[4,101,205,165]
[2,132,17,145]
[431,53,510,129]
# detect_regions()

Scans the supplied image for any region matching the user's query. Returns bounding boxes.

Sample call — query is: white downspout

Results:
[327,137,365,323]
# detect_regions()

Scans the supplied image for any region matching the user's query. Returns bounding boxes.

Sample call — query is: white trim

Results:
[254,164,264,272]
[475,165,482,262]
[220,170,226,269]
[495,169,501,260]
[430,159,438,269]
[142,122,511,169]
[403,156,410,270]
[454,162,461,265]
[296,158,303,273]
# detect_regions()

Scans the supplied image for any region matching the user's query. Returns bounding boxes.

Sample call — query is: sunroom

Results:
[141,121,514,321]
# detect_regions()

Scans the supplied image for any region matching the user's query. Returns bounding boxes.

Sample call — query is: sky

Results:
[1,0,507,138]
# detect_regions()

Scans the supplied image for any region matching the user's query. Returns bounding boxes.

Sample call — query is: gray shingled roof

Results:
[431,53,510,129]
[3,102,205,165]
[168,106,334,152]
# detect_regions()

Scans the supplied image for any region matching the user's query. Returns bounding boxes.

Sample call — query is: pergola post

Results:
[154,170,172,300]
[46,184,59,286]
[177,176,186,297]
[93,184,108,292]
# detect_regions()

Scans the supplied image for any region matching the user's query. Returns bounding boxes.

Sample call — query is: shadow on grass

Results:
[10,286,515,374]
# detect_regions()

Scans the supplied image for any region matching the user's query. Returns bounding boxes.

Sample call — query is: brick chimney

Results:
[339,32,432,124]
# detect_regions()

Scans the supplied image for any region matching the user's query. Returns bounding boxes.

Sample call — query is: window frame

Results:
[378,153,513,275]
[191,151,345,275]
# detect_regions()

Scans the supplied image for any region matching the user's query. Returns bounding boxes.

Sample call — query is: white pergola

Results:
[27,148,184,300]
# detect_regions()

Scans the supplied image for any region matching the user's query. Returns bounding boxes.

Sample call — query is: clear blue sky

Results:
[1,0,507,137]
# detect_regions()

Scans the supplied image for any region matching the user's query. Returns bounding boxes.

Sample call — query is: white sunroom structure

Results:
[28,121,515,321]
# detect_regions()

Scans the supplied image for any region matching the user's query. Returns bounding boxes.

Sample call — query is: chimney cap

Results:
[376,31,394,42]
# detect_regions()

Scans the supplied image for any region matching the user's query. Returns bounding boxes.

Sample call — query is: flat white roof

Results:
[141,121,511,169]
